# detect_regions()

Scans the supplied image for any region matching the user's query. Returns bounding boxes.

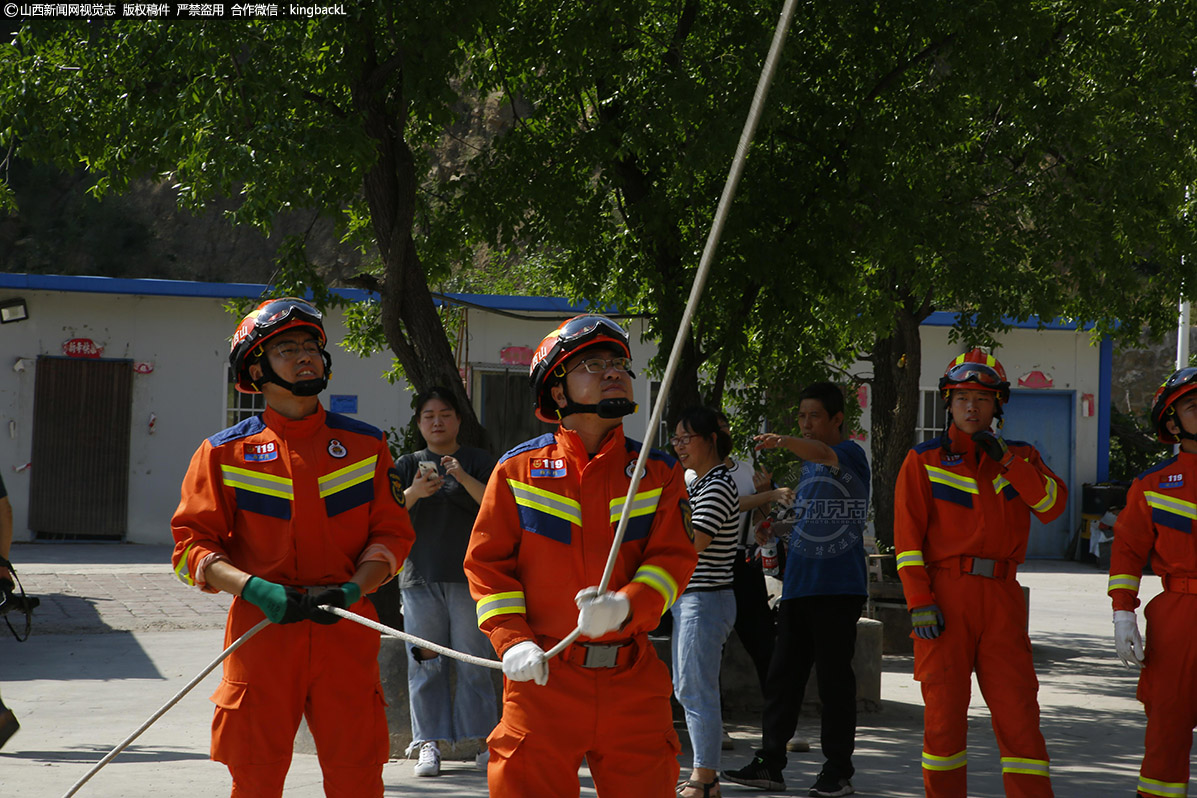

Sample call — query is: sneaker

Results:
[413,741,441,777]
[722,729,735,750]
[809,771,854,797]
[722,756,785,791]
[475,749,490,771]
[787,735,811,752]
[0,710,18,750]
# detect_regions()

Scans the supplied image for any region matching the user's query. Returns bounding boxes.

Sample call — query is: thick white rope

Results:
[60,618,272,798]
[544,0,799,660]
[322,606,501,669]
[59,608,499,797]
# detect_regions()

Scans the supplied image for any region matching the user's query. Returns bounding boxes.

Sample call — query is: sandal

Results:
[677,777,721,798]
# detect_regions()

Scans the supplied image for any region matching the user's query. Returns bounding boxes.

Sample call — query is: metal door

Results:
[29,357,133,539]
[999,390,1075,558]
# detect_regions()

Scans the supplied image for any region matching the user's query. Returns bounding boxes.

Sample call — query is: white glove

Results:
[501,640,549,685]
[575,587,631,638]
[1114,610,1145,669]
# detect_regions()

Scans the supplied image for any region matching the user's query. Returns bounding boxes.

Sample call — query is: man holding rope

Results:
[171,298,414,798]
[465,314,698,796]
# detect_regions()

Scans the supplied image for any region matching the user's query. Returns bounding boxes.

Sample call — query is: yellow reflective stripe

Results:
[922,749,967,771]
[632,564,679,610]
[993,475,1011,494]
[924,465,979,494]
[174,544,195,586]
[1108,573,1141,593]
[1030,476,1059,513]
[508,479,583,525]
[610,488,663,522]
[317,455,378,498]
[896,550,925,570]
[1145,491,1197,519]
[476,591,527,625]
[220,464,294,499]
[1001,757,1050,777]
[1138,776,1188,797]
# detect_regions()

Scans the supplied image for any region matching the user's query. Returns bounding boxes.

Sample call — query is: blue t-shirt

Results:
[780,439,870,600]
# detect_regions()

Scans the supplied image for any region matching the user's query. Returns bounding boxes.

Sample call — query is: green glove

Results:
[242,577,309,624]
[309,582,362,625]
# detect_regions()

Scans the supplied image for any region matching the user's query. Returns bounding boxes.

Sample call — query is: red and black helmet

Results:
[229,297,328,394]
[938,348,1011,404]
[529,314,633,422]
[1150,367,1197,443]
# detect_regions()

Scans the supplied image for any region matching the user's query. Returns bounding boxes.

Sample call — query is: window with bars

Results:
[915,388,949,444]
[226,367,266,427]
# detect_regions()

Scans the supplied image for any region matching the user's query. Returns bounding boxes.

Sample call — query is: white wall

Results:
[0,289,406,545]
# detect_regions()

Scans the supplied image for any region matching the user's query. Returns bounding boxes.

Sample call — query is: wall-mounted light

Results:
[0,298,28,323]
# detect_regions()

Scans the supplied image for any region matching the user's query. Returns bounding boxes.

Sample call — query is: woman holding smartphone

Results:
[395,387,499,778]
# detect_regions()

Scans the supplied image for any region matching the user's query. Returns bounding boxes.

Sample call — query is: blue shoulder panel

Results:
[1140,455,1180,481]
[913,438,942,455]
[623,436,678,469]
[1004,439,1031,448]
[325,412,384,441]
[500,433,557,465]
[208,416,266,448]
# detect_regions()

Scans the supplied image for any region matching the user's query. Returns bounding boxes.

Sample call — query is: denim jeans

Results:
[401,582,499,744]
[671,588,736,770]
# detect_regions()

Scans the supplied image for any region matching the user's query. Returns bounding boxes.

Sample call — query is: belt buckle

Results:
[969,558,996,578]
[581,643,620,669]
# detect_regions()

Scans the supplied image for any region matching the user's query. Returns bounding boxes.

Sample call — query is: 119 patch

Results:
[388,468,407,507]
[244,442,278,462]
[530,457,567,478]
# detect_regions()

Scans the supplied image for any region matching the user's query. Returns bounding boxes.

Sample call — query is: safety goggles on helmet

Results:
[252,298,324,339]
[1151,367,1197,443]
[942,362,1005,389]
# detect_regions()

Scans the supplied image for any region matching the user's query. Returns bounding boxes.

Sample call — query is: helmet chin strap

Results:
[254,351,333,397]
[554,382,638,420]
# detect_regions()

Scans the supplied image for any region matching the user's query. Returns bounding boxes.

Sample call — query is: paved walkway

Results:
[0,543,1161,796]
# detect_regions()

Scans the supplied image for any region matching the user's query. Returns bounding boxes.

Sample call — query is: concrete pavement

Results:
[0,543,1160,796]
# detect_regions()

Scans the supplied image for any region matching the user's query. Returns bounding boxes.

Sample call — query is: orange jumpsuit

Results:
[1109,451,1197,798]
[171,404,414,798]
[464,425,697,798]
[895,425,1066,798]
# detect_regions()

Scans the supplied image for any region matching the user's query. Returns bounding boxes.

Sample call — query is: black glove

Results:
[972,431,1013,468]
[241,577,310,624]
[307,583,361,625]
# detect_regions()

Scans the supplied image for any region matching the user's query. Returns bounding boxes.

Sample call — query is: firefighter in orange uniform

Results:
[894,349,1066,798]
[464,315,698,797]
[171,298,414,798]
[1109,367,1197,798]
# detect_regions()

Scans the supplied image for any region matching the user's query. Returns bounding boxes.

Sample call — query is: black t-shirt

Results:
[0,473,6,500]
[394,446,496,586]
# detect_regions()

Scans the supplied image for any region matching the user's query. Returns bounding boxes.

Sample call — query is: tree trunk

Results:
[353,47,486,448]
[869,301,927,551]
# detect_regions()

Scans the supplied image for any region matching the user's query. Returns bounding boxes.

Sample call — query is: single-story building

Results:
[0,273,1110,557]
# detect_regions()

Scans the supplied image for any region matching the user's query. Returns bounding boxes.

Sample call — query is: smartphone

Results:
[418,461,439,480]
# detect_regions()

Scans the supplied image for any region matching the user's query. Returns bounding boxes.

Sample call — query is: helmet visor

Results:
[256,298,322,331]
[943,362,1004,389]
[557,314,627,345]
[1165,367,1197,390]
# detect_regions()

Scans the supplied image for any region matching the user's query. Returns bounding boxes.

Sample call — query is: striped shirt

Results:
[686,464,739,590]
